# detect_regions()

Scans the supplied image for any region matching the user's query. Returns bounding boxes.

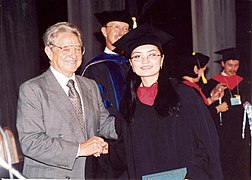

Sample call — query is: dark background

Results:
[36,0,251,77]
[36,0,193,75]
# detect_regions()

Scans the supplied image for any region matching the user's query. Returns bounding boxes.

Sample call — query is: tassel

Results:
[201,73,207,84]
[132,17,137,29]
[192,51,207,84]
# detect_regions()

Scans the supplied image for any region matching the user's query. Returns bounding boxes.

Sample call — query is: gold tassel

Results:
[192,51,207,84]
[202,73,208,84]
[132,17,137,29]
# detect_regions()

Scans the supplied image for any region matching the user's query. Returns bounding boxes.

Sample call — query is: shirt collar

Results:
[104,47,117,54]
[221,71,230,76]
[50,66,76,94]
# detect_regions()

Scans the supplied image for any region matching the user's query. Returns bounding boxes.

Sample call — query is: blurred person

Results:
[81,9,133,116]
[80,10,133,179]
[16,22,117,179]
[108,24,223,179]
[202,47,250,179]
[176,52,228,119]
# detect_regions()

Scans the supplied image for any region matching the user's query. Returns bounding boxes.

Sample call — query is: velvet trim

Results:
[212,74,243,90]
[137,83,158,106]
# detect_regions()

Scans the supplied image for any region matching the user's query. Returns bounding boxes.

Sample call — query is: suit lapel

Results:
[76,76,95,138]
[44,69,85,143]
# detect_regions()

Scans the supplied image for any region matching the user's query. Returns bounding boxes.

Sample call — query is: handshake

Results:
[79,136,109,157]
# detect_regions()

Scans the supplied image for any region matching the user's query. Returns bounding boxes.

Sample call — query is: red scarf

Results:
[137,83,158,106]
[183,80,209,105]
[212,74,243,90]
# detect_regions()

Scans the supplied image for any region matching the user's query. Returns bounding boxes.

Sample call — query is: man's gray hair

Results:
[43,22,83,46]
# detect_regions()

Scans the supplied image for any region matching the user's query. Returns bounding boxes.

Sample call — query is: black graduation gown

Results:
[82,52,129,179]
[202,75,250,179]
[81,52,129,116]
[182,80,220,123]
[110,83,223,180]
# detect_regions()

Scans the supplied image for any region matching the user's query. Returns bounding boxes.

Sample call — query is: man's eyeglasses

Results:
[106,25,130,32]
[49,43,85,55]
[131,53,161,62]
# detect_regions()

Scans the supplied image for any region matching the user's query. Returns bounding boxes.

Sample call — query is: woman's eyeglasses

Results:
[131,53,161,62]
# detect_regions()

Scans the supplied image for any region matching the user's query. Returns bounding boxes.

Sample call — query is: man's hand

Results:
[79,136,108,157]
[209,83,227,103]
[216,102,229,113]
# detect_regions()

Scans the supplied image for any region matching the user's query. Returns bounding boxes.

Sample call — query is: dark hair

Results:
[119,67,180,123]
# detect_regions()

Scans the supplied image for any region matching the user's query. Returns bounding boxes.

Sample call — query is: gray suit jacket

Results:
[16,68,117,179]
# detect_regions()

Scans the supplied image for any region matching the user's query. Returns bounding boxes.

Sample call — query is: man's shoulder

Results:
[18,70,52,94]
[81,52,128,75]
[21,69,49,86]
[88,52,118,63]
[87,52,127,64]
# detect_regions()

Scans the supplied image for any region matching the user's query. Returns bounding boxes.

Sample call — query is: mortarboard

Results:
[215,47,240,63]
[192,52,209,67]
[177,52,209,82]
[112,23,174,58]
[94,9,133,28]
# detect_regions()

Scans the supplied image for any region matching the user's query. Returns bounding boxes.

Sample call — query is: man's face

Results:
[45,32,83,78]
[101,21,129,50]
[221,59,240,76]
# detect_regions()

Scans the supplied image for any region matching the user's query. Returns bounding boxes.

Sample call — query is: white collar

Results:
[104,47,117,54]
[50,66,76,94]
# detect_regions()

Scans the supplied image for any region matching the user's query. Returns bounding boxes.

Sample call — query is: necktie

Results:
[67,79,87,139]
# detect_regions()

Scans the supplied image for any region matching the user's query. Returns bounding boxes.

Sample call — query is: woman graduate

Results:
[108,24,223,179]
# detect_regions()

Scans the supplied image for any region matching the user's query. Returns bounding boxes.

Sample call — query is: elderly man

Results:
[16,22,117,179]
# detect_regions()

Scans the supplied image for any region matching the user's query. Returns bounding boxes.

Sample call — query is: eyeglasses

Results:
[49,43,85,55]
[106,25,130,32]
[131,53,162,62]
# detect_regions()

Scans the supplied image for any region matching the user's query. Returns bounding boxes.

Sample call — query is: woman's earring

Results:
[160,65,162,69]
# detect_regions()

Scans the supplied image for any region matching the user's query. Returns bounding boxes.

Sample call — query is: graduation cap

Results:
[112,23,174,58]
[215,47,240,63]
[94,9,133,28]
[177,52,209,83]
[192,52,209,67]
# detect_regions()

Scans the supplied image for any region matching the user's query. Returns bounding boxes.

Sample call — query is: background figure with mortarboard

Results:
[80,9,133,116]
[80,9,133,179]
[202,47,251,179]
[175,52,228,119]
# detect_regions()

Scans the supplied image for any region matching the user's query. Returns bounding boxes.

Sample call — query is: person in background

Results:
[202,47,250,179]
[80,9,133,179]
[16,22,117,179]
[108,24,223,180]
[175,52,228,119]
[80,9,133,116]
